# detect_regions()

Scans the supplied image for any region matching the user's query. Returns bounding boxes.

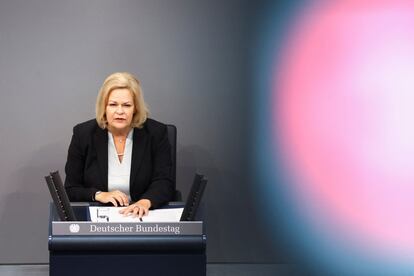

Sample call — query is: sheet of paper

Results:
[89,206,184,222]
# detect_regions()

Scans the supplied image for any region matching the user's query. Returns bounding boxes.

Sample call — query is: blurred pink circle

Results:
[276,1,414,255]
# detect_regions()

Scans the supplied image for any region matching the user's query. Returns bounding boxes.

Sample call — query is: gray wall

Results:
[0,0,273,263]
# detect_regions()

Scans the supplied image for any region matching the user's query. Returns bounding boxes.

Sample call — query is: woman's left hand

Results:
[119,199,151,219]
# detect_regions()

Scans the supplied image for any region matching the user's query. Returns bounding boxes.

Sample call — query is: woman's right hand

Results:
[95,190,129,206]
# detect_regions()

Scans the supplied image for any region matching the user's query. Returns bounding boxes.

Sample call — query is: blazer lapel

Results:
[94,127,108,190]
[130,127,149,186]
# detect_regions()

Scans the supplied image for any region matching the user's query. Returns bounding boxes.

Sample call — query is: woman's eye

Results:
[123,104,132,107]
[109,103,117,107]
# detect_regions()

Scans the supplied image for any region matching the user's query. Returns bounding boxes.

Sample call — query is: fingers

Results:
[133,205,140,217]
[105,197,151,220]
[134,205,148,219]
[121,193,129,206]
[99,190,129,207]
[118,204,149,219]
[112,191,129,206]
[112,194,125,207]
[135,199,150,218]
[109,198,118,207]
[138,207,145,218]
[119,204,134,215]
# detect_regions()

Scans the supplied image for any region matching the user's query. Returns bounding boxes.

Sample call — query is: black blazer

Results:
[64,118,174,208]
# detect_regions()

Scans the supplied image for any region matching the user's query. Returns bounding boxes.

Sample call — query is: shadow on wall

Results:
[176,144,254,262]
[0,142,66,263]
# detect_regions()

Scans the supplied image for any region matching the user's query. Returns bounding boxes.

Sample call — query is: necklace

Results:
[113,136,126,156]
[115,136,127,143]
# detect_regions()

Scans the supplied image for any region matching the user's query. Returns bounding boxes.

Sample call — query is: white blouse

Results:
[107,129,133,200]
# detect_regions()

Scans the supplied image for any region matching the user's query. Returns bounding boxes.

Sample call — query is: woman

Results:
[64,72,174,218]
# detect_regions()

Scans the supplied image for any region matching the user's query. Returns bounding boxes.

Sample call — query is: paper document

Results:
[89,206,184,223]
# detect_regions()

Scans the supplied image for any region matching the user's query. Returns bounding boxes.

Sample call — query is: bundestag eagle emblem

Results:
[69,224,80,233]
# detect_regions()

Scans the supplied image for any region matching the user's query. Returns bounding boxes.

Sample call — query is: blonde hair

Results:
[95,72,149,129]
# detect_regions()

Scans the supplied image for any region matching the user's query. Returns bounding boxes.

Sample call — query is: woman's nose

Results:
[115,106,124,113]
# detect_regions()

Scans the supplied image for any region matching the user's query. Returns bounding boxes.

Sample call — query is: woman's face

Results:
[106,88,135,133]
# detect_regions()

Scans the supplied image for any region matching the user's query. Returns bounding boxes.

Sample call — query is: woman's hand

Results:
[119,199,151,219]
[95,190,129,207]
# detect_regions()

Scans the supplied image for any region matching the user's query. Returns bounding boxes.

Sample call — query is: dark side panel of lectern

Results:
[50,253,205,276]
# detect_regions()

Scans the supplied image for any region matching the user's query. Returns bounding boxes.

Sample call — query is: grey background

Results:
[0,0,275,264]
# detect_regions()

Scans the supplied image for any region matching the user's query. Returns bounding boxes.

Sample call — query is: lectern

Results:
[48,203,206,276]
